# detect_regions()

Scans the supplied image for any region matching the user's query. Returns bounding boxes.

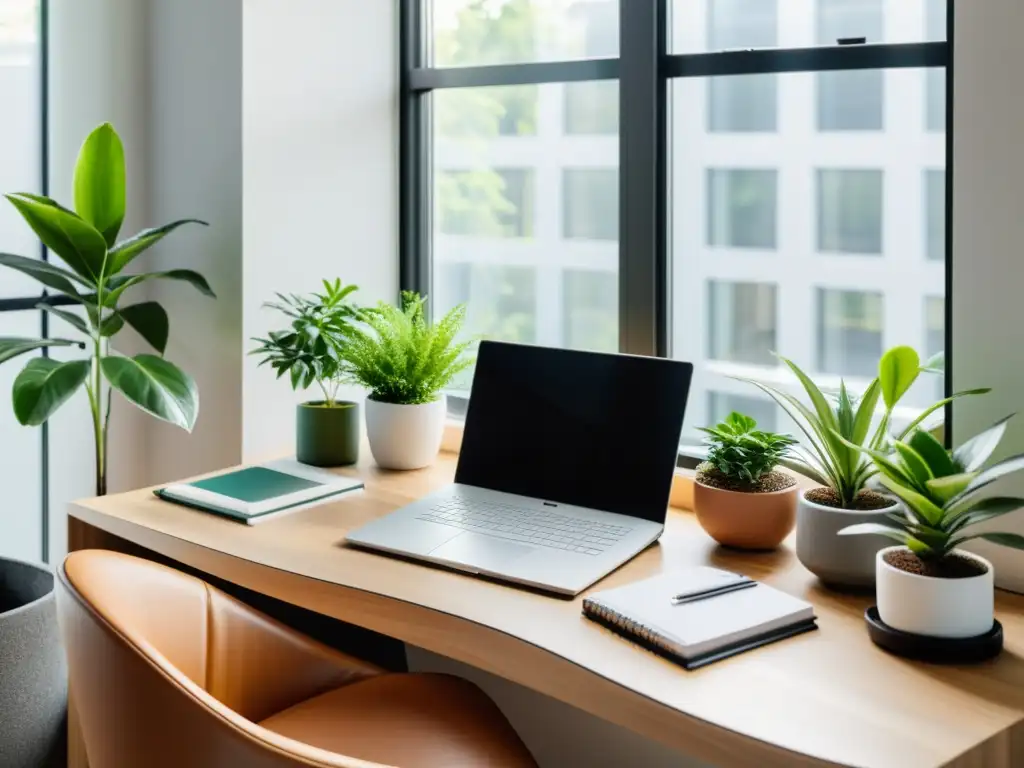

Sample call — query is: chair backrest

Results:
[58,549,382,768]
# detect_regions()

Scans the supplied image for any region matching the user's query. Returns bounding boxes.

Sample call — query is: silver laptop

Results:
[345,342,693,596]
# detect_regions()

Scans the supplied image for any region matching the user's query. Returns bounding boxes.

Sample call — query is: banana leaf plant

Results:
[837,416,1024,560]
[738,346,989,508]
[0,123,213,495]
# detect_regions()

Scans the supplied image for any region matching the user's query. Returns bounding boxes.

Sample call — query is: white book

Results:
[156,459,364,525]
[583,568,817,669]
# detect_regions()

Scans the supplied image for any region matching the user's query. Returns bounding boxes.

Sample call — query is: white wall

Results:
[242,0,399,462]
[952,0,1024,591]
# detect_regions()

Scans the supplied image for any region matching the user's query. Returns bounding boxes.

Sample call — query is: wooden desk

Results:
[68,453,1024,768]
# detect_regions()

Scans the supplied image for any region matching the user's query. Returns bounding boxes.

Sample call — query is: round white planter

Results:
[365,395,446,470]
[876,546,994,638]
[796,490,900,588]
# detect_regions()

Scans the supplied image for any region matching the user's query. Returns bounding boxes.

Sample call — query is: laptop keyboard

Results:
[416,498,633,556]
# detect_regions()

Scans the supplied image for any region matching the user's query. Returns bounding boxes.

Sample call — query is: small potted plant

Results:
[694,412,799,550]
[741,347,987,587]
[250,279,364,467]
[838,416,1024,638]
[341,291,473,470]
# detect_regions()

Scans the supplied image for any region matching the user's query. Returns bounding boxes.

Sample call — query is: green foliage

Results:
[738,346,988,508]
[250,280,364,407]
[0,123,211,494]
[838,415,1024,561]
[341,292,474,405]
[699,412,797,486]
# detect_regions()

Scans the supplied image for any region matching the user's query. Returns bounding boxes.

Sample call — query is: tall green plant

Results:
[341,292,473,405]
[0,123,213,495]
[838,416,1024,560]
[250,279,364,407]
[739,347,988,508]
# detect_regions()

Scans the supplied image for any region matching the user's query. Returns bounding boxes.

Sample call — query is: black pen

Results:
[671,579,757,605]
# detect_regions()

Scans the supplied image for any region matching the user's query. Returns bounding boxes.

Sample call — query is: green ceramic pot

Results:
[296,401,360,467]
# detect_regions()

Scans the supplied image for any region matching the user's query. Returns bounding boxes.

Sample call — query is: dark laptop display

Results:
[455,342,693,523]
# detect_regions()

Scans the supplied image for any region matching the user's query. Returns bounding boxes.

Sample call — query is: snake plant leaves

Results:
[107,219,208,275]
[4,193,107,282]
[878,346,920,411]
[953,414,1014,473]
[12,358,91,426]
[101,354,198,431]
[925,472,977,506]
[74,123,126,247]
[0,337,82,365]
[0,253,88,297]
[117,302,170,354]
[947,453,1024,509]
[908,429,958,478]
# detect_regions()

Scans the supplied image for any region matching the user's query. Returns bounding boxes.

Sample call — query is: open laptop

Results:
[344,341,693,596]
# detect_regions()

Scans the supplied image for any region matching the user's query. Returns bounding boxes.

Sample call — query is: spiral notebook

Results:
[582,568,817,670]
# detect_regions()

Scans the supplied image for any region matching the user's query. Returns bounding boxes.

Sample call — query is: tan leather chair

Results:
[58,550,537,768]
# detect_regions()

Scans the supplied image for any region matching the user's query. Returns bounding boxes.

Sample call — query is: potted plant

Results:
[341,291,473,470]
[0,123,211,765]
[838,416,1024,638]
[250,279,364,467]
[694,412,799,550]
[741,347,987,587]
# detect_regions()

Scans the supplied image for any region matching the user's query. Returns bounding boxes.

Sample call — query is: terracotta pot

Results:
[694,481,798,550]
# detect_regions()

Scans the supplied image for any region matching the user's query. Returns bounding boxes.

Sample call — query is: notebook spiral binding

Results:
[583,598,675,656]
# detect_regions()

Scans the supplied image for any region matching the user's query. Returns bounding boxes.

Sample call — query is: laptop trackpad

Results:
[429,533,534,571]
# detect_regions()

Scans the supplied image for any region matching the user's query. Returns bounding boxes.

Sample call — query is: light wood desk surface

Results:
[68,453,1024,768]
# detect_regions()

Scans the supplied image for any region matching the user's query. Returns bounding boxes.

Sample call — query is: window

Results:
[563,168,618,241]
[816,0,884,131]
[0,0,46,562]
[926,170,945,262]
[563,269,617,352]
[926,0,946,131]
[707,170,777,250]
[924,296,945,400]
[438,168,535,238]
[707,281,777,367]
[707,0,777,132]
[817,288,884,378]
[406,1,951,446]
[817,170,883,255]
[708,392,778,433]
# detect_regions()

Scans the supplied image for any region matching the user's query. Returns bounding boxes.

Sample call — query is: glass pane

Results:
[432,82,619,393]
[707,281,777,366]
[709,74,777,133]
[707,391,779,433]
[430,0,618,67]
[671,0,942,52]
[817,70,883,131]
[817,288,883,378]
[923,296,944,401]
[671,68,946,442]
[0,0,43,298]
[926,69,945,132]
[0,310,42,561]
[817,169,883,255]
[707,169,777,250]
[925,169,945,263]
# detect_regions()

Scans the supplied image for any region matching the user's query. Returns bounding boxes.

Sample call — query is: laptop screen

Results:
[455,342,693,523]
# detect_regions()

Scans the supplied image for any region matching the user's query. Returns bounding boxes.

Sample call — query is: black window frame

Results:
[400,0,954,449]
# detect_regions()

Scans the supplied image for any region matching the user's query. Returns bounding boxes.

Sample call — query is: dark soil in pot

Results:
[884,549,988,579]
[696,463,796,494]
[805,487,893,511]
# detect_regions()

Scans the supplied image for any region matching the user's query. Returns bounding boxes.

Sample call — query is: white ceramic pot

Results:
[876,546,994,638]
[365,395,446,470]
[796,490,900,588]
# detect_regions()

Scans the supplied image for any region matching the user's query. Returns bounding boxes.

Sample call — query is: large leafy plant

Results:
[341,291,473,405]
[250,279,364,407]
[740,347,987,508]
[699,412,797,487]
[838,416,1024,560]
[0,123,212,495]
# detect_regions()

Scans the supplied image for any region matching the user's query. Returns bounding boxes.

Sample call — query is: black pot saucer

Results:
[865,606,1003,664]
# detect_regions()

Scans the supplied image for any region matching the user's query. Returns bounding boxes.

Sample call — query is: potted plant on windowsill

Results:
[0,123,211,766]
[694,412,799,550]
[341,292,472,470]
[740,347,987,588]
[838,415,1024,639]
[251,280,365,467]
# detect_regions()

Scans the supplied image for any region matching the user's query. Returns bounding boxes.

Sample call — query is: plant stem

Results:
[90,334,106,496]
